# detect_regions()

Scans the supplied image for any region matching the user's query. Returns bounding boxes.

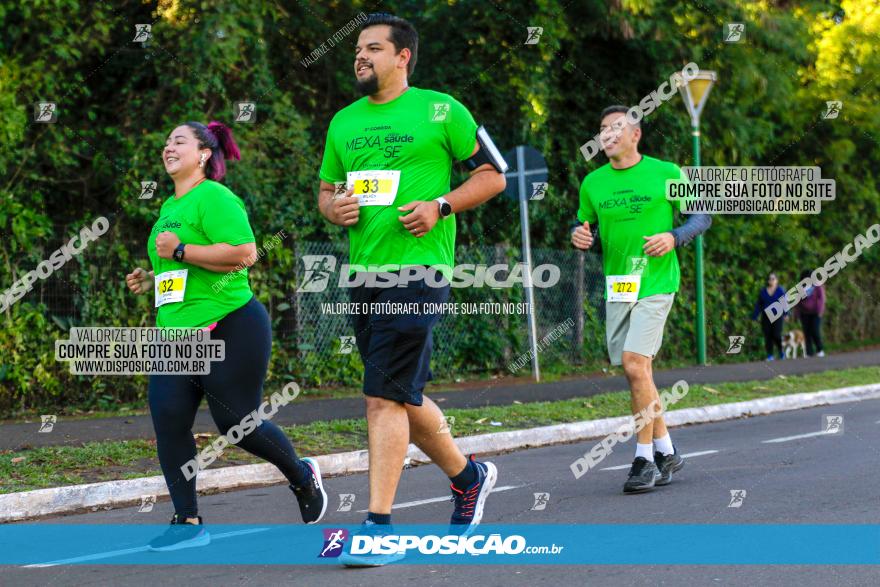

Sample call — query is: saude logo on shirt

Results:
[598,191,652,214]
[151,216,182,235]
[627,194,651,214]
[344,126,416,160]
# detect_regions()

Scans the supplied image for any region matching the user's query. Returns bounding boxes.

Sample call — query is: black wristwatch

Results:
[436,196,453,218]
[173,243,186,262]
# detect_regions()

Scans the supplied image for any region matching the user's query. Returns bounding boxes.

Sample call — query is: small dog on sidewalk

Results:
[783,329,807,359]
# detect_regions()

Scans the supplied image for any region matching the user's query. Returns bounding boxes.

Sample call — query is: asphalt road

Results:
[4,348,878,450]
[5,396,879,586]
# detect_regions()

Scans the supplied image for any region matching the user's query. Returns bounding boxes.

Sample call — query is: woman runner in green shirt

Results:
[125,121,326,551]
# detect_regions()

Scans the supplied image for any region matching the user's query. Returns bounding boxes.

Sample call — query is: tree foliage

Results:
[0,0,877,414]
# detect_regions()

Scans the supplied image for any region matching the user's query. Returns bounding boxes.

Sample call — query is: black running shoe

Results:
[622,457,660,493]
[654,449,684,486]
[449,456,498,536]
[148,514,210,551]
[290,457,327,524]
[338,520,405,567]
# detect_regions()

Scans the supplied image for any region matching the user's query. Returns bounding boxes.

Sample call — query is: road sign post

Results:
[675,70,717,365]
[503,145,548,382]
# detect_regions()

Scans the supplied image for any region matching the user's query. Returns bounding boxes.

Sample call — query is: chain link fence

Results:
[28,235,606,382]
[15,231,880,410]
[288,241,607,376]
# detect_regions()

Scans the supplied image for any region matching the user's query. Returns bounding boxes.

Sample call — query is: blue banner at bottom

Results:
[1,524,878,565]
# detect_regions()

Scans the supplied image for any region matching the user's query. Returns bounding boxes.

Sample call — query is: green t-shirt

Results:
[147,180,255,328]
[319,87,478,273]
[577,155,685,299]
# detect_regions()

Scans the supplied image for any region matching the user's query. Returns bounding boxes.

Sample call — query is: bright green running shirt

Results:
[577,156,685,299]
[147,180,255,328]
[319,87,478,273]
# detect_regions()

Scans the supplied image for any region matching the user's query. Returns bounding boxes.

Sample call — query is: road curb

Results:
[3,382,878,523]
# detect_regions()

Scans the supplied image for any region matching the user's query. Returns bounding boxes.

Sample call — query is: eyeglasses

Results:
[599,121,627,133]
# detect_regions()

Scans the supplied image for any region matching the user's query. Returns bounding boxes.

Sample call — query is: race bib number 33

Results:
[347,170,400,206]
[606,275,640,303]
[155,269,188,308]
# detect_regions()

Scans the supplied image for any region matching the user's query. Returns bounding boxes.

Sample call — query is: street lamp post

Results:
[675,70,716,365]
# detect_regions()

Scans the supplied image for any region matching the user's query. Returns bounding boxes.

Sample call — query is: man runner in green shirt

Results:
[572,105,711,493]
[317,13,506,565]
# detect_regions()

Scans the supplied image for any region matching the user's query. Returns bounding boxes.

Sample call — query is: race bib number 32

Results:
[347,170,400,206]
[155,269,188,308]
[606,275,641,303]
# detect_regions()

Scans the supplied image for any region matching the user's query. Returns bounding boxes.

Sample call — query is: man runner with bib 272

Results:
[572,105,711,494]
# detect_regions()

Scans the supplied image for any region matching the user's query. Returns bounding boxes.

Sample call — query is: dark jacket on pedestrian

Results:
[752,285,787,320]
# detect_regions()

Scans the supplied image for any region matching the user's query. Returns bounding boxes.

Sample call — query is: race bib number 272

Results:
[606,275,640,303]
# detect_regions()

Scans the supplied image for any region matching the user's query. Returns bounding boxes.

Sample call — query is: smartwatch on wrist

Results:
[173,243,186,262]
[436,197,453,218]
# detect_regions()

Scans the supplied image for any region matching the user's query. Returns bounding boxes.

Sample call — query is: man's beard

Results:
[356,72,379,96]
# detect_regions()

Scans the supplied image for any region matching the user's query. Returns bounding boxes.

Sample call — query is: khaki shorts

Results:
[605,293,675,366]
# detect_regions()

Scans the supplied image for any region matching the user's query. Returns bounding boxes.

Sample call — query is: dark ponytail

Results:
[184,120,241,181]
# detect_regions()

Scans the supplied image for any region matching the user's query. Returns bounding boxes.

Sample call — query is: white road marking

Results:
[762,430,840,443]
[355,484,524,513]
[599,450,719,471]
[23,527,269,568]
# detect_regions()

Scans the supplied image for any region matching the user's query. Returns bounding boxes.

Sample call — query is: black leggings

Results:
[148,296,309,518]
[800,314,824,355]
[761,314,784,357]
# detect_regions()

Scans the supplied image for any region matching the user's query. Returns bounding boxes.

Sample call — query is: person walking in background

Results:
[752,272,786,361]
[796,268,826,357]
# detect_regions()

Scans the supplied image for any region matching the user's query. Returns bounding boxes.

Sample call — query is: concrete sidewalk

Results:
[3,349,877,451]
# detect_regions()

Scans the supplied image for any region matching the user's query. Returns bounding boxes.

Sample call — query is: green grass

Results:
[2,366,878,494]
[440,366,880,436]
[7,341,878,423]
[0,358,657,422]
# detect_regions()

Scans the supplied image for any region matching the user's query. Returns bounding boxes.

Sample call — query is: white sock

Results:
[654,434,674,456]
[635,443,654,461]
